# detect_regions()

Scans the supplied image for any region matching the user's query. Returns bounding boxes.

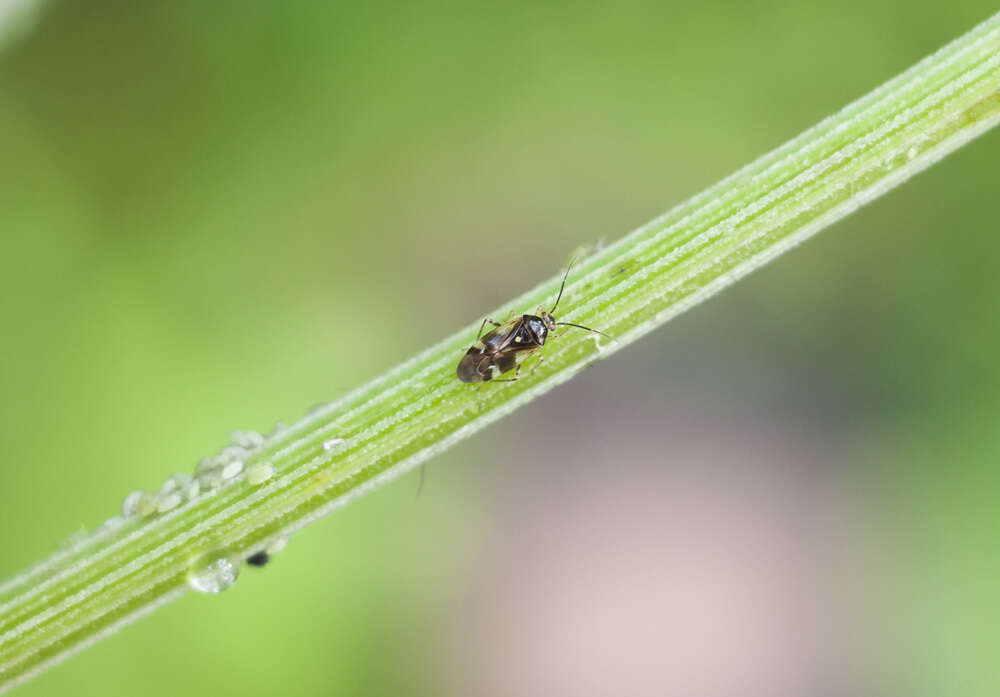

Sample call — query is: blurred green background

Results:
[2,2,999,695]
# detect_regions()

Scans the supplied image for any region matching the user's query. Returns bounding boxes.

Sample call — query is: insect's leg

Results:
[492,354,522,383]
[476,317,503,341]
[529,352,545,375]
[492,363,521,383]
[489,352,518,380]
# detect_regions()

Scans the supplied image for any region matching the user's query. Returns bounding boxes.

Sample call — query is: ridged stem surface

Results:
[2,11,1000,693]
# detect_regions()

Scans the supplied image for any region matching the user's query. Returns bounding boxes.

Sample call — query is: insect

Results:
[245,551,270,567]
[456,263,611,383]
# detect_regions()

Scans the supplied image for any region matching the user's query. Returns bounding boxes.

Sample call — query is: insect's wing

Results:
[481,318,522,352]
[495,352,519,375]
[457,347,487,382]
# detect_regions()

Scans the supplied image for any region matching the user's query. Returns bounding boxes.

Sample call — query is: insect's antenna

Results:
[556,322,616,341]
[549,258,575,315]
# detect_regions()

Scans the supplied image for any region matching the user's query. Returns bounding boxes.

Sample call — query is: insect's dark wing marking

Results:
[496,352,519,375]
[481,318,523,353]
[457,347,486,382]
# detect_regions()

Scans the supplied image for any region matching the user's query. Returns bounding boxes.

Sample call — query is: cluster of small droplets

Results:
[57,424,292,555]
[195,448,244,490]
[156,473,199,512]
[121,490,159,518]
[230,429,265,449]
[115,428,272,524]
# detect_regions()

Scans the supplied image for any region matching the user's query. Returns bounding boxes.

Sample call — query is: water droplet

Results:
[159,474,199,503]
[267,536,288,555]
[322,438,345,451]
[221,460,244,480]
[268,421,287,438]
[219,445,247,462]
[121,491,143,516]
[246,462,275,485]
[195,456,214,474]
[187,552,240,593]
[157,492,182,513]
[122,490,159,518]
[245,430,264,447]
[138,496,159,516]
[160,473,193,497]
[907,146,918,160]
[230,430,251,448]
[198,470,224,490]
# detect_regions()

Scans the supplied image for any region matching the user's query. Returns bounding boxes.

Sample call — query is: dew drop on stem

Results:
[187,552,240,594]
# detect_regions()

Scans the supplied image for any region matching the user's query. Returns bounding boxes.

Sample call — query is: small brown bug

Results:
[456,263,610,383]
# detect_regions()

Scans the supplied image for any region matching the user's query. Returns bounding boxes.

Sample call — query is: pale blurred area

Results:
[2,2,999,696]
[448,384,862,697]
[0,0,46,50]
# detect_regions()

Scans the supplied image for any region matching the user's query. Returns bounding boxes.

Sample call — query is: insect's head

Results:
[540,310,557,331]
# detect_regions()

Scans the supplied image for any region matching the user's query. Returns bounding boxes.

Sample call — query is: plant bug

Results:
[456,262,611,383]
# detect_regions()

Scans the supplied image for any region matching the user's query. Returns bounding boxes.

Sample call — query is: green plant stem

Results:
[2,12,1000,693]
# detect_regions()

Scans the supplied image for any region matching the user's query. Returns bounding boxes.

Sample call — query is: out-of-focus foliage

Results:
[1,2,997,696]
